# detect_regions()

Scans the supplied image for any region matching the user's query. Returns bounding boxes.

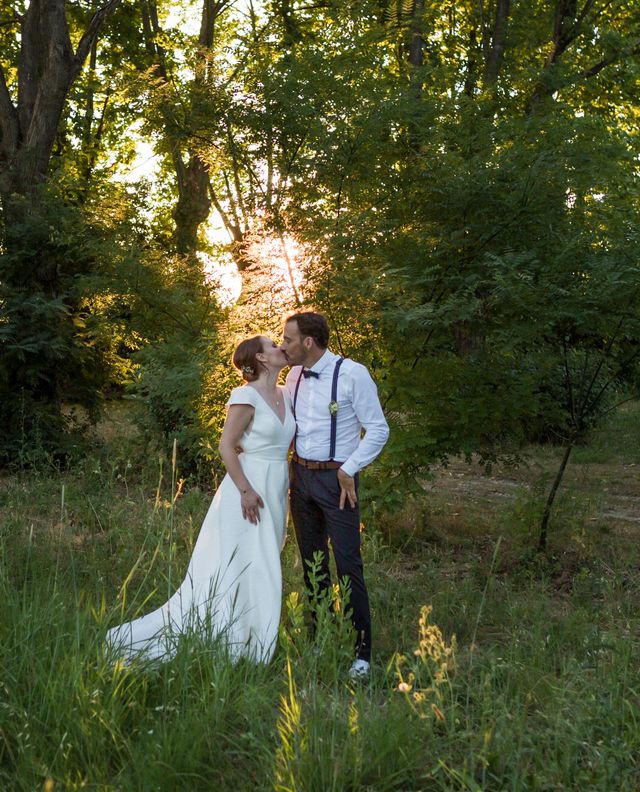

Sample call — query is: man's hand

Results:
[337,468,357,510]
[241,489,264,524]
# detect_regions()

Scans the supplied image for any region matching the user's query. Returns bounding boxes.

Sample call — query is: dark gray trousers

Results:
[289,461,371,661]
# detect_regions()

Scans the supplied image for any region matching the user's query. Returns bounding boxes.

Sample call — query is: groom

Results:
[281,312,389,679]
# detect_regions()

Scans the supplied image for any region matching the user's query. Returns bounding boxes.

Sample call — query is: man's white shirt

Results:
[284,349,389,477]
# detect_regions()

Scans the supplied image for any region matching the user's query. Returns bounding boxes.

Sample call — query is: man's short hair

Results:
[286,311,329,349]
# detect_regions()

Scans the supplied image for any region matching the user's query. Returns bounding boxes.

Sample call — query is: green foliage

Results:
[0,178,225,475]
[131,333,227,483]
[125,251,227,481]
[0,190,129,465]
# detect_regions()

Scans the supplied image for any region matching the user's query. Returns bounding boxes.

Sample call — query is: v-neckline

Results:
[247,385,288,427]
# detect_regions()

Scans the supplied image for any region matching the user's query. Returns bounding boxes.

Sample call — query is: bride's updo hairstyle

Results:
[233,336,265,382]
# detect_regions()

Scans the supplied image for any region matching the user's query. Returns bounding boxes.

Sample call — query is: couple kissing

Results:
[107,311,389,681]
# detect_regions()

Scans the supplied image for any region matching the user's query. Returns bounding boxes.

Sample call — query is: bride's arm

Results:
[282,388,296,453]
[218,405,264,524]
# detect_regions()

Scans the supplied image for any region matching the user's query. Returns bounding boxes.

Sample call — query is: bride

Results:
[106,336,294,664]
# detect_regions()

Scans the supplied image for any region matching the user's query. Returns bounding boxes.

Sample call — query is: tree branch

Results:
[74,0,123,73]
[199,0,233,48]
[0,12,23,28]
[0,62,18,158]
[576,0,614,30]
[573,0,597,31]
[546,0,578,67]
[528,0,620,109]
[581,36,640,79]
[207,177,242,243]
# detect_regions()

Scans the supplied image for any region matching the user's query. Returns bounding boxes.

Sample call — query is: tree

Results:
[0,0,129,461]
[136,0,237,254]
[0,0,122,226]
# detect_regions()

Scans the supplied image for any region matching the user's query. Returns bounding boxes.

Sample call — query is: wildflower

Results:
[396,605,457,722]
[413,692,426,703]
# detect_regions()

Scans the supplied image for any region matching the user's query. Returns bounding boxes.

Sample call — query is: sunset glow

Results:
[202,215,306,309]
[243,232,305,308]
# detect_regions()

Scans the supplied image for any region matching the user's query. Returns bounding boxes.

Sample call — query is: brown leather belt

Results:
[292,452,343,470]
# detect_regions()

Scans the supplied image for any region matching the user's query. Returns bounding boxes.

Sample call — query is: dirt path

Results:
[428,461,640,526]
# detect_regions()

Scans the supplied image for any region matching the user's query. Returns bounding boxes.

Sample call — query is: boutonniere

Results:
[328,401,339,416]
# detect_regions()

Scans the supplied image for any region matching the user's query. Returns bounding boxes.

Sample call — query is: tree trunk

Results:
[484,0,510,85]
[463,26,479,97]
[278,0,304,46]
[77,38,104,193]
[408,0,425,100]
[528,0,579,110]
[538,441,574,552]
[140,0,233,254]
[0,0,122,214]
[172,153,212,254]
[408,0,425,69]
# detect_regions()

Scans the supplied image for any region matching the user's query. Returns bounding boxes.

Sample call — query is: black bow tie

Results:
[302,369,319,379]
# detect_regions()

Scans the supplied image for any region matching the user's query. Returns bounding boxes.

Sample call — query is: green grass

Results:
[572,399,640,465]
[1,409,639,791]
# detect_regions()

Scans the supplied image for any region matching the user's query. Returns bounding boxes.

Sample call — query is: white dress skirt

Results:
[106,385,295,664]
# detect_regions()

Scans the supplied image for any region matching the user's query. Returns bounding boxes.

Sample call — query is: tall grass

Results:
[1,429,639,790]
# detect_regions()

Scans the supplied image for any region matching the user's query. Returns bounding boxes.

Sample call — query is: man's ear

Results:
[303,336,314,350]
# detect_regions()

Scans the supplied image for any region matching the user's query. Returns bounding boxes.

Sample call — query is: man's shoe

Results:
[348,658,370,680]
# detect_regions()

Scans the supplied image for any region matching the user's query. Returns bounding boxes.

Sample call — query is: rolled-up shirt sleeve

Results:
[340,364,389,477]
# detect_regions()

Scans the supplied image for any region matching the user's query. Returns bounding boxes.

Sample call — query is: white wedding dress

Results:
[106,385,295,664]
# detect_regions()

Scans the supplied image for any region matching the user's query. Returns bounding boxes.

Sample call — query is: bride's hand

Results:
[241,489,264,524]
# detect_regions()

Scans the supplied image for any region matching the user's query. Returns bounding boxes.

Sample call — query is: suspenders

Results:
[328,357,344,460]
[293,357,344,461]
